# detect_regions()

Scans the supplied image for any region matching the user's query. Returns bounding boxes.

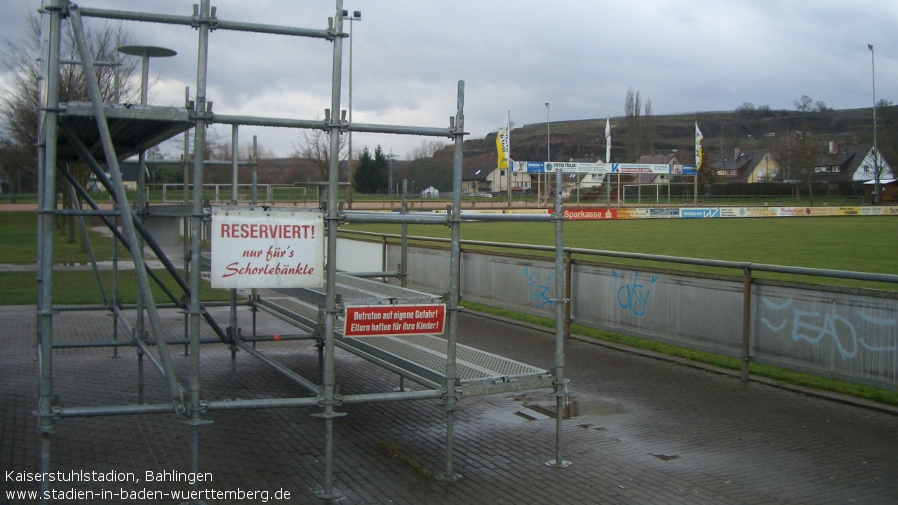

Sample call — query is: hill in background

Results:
[380,105,895,193]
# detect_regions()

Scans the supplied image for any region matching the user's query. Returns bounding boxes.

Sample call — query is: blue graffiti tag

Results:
[760,297,897,360]
[792,310,859,359]
[524,267,554,309]
[613,271,658,317]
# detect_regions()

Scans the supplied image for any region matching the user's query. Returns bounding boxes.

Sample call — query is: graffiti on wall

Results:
[524,267,554,309]
[613,271,658,317]
[760,297,897,360]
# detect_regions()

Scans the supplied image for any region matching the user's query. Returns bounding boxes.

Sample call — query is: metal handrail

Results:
[337,229,898,285]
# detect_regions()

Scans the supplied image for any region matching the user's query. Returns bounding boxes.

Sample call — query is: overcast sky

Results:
[2,0,897,159]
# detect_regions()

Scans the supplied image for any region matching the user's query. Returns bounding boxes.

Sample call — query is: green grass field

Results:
[0,211,128,264]
[0,212,229,305]
[1,269,231,306]
[342,216,898,289]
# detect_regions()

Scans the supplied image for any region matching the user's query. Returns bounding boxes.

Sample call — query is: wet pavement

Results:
[2,304,897,504]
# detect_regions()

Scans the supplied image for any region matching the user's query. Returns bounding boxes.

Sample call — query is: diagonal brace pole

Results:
[57,163,182,307]
[57,128,230,343]
[65,175,108,305]
[69,5,184,409]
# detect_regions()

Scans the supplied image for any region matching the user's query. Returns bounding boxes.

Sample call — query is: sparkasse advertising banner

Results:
[210,208,324,289]
[563,208,617,220]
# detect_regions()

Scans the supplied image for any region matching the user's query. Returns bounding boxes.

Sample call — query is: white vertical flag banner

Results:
[605,117,611,163]
[695,122,704,170]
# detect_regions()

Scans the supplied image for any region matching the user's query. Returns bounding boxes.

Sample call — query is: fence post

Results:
[564,249,572,339]
[381,235,387,274]
[742,267,753,382]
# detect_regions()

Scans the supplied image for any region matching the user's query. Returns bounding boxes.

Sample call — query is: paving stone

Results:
[2,305,898,503]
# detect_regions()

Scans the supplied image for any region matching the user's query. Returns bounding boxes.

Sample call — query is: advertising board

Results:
[210,208,324,289]
[680,208,721,218]
[609,208,639,219]
[807,207,839,216]
[513,161,697,175]
[776,207,812,217]
[648,208,679,218]
[611,163,671,174]
[563,208,617,220]
[719,207,748,218]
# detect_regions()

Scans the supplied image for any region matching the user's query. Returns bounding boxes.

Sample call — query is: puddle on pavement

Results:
[508,394,625,420]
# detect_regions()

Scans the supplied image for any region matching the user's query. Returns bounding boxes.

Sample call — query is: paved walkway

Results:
[2,304,897,504]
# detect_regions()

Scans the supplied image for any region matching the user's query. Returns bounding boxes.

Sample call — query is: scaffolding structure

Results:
[34,1,569,501]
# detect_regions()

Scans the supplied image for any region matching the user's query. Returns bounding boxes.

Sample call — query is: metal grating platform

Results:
[276,272,443,307]
[58,102,193,163]
[257,295,554,396]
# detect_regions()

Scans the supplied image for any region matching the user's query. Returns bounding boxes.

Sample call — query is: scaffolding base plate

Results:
[313,487,344,500]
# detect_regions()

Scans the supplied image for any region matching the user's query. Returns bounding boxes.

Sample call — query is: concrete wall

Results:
[340,237,898,390]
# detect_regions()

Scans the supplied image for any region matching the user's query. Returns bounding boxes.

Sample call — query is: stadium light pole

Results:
[545,102,551,163]
[543,102,550,205]
[869,43,881,204]
[343,10,361,189]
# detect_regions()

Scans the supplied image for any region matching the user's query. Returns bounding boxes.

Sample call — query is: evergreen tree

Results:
[352,145,389,193]
[372,145,389,193]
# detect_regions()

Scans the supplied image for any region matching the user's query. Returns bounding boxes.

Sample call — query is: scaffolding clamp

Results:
[180,415,214,427]
[550,377,570,398]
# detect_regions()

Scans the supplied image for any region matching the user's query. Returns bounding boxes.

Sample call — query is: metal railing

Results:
[339,228,898,386]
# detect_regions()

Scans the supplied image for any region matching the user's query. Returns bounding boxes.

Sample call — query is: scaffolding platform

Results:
[57,102,193,163]
[258,294,554,396]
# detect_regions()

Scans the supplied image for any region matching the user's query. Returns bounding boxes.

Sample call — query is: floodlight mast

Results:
[869,43,881,204]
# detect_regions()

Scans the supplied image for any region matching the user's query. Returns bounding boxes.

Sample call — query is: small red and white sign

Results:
[211,208,324,289]
[343,304,447,338]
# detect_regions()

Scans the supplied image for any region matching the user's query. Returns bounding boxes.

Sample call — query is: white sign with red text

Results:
[210,208,324,289]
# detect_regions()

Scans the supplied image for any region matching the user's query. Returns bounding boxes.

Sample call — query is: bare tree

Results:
[402,139,452,191]
[644,98,654,156]
[865,148,891,205]
[0,15,138,199]
[775,130,818,204]
[405,139,449,161]
[794,95,813,112]
[624,87,654,160]
[624,87,642,160]
[292,124,347,181]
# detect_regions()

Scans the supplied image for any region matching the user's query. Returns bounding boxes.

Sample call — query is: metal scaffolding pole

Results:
[79,6,333,39]
[186,1,213,496]
[436,80,465,482]
[65,182,108,306]
[401,180,409,288]
[36,3,62,503]
[312,2,347,499]
[229,124,240,400]
[547,166,571,468]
